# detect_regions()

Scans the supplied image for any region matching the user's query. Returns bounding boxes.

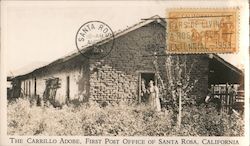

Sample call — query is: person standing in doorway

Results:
[141,79,148,103]
[148,80,161,112]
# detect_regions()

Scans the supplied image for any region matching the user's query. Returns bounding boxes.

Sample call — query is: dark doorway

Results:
[26,81,28,96]
[141,73,156,88]
[24,82,26,96]
[66,76,70,102]
[34,78,37,96]
[139,72,156,103]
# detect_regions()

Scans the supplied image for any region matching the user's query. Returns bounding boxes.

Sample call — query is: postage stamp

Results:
[165,8,239,54]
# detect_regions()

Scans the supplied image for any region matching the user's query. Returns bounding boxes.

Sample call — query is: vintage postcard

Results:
[0,0,249,146]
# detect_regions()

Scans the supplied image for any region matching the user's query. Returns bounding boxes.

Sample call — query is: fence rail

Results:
[212,90,244,114]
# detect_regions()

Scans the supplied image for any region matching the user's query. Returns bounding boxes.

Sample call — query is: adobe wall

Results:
[89,22,209,103]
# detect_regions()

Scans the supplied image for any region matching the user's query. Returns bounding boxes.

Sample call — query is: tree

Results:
[153,54,198,127]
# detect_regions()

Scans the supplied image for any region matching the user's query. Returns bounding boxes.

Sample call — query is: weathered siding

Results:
[19,55,90,106]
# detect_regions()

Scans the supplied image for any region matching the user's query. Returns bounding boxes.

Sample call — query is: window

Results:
[28,81,31,97]
[24,81,26,95]
[43,77,61,104]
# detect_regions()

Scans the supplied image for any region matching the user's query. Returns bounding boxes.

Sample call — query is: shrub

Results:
[7,98,244,136]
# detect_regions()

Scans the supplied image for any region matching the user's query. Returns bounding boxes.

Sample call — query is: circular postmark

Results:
[75,21,115,59]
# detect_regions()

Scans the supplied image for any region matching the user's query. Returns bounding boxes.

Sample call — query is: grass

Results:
[7,98,244,136]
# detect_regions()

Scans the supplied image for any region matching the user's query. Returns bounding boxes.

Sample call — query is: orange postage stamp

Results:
[166,8,239,54]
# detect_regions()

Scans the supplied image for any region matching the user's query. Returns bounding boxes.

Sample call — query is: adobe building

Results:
[9,16,243,107]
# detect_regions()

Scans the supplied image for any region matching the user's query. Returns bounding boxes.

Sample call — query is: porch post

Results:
[177,86,182,128]
[138,73,141,103]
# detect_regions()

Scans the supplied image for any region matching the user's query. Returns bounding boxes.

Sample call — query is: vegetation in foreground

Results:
[7,98,244,136]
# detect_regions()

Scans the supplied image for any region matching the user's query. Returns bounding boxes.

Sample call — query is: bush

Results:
[179,104,244,136]
[7,98,244,136]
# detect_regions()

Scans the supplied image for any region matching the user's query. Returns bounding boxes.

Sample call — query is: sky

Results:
[2,1,248,76]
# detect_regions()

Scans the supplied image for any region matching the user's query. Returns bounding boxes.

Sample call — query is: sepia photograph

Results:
[1,0,249,145]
